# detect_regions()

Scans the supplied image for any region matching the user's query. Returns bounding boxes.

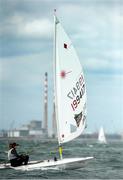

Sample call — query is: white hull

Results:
[0,157,93,171]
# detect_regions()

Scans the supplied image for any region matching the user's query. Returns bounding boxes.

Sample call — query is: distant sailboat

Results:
[98,127,107,144]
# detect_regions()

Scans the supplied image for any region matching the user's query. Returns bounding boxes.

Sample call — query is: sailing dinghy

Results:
[98,127,107,144]
[0,12,93,171]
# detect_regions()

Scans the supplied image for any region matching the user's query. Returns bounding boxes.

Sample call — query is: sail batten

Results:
[54,15,87,144]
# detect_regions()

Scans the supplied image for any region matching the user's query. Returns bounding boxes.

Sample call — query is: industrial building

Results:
[7,120,45,138]
[3,72,57,138]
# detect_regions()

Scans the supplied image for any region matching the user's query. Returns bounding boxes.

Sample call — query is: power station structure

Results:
[43,72,48,136]
[43,72,57,138]
[7,72,57,138]
[52,92,57,138]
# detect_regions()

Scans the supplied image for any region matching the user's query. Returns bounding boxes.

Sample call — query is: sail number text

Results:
[67,75,85,111]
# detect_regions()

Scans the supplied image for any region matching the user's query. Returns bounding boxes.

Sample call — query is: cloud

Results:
[19,18,52,38]
[85,57,110,70]
[0,0,123,132]
[0,15,53,39]
[80,50,123,75]
[0,52,52,90]
[0,61,3,81]
[1,0,122,57]
[1,0,122,74]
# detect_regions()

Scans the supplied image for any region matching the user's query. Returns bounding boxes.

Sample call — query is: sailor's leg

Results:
[20,155,29,165]
[10,158,22,167]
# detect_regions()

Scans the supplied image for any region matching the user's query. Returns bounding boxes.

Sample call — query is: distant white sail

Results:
[54,16,87,144]
[98,127,107,144]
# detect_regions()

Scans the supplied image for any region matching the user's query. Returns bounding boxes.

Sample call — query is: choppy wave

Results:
[0,138,123,179]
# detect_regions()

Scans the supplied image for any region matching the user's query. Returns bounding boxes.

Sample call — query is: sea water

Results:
[0,138,123,179]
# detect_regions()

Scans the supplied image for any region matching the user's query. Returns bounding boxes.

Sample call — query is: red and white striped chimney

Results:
[52,92,57,138]
[43,72,48,136]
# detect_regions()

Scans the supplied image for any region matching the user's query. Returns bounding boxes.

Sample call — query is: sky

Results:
[0,0,123,134]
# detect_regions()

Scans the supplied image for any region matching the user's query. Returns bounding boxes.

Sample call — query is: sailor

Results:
[8,142,29,167]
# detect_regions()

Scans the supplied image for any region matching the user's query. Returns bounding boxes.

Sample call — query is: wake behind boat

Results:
[0,11,93,171]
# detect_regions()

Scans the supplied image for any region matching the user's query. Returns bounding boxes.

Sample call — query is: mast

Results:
[53,9,57,141]
[53,9,63,159]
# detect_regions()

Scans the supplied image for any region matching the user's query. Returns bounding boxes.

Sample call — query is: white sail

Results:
[54,16,87,144]
[98,127,107,144]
